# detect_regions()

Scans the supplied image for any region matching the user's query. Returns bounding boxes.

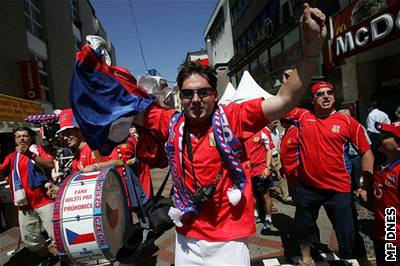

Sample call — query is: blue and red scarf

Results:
[166,106,246,225]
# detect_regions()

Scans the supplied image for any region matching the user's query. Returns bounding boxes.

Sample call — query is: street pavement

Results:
[0,167,377,266]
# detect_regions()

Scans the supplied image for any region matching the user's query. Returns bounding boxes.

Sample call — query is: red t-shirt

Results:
[373,160,400,247]
[246,127,274,177]
[286,108,371,192]
[280,126,300,182]
[71,143,100,172]
[0,145,54,210]
[144,98,268,241]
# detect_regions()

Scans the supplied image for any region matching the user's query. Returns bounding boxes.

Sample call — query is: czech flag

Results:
[66,228,95,245]
[69,44,155,155]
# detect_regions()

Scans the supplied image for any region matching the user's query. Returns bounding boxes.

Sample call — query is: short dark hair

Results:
[368,101,379,109]
[177,60,217,90]
[13,127,37,143]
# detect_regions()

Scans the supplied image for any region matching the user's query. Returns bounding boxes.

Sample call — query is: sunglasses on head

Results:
[315,90,334,97]
[180,87,214,99]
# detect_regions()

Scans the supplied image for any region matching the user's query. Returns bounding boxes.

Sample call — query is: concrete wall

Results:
[0,1,29,98]
[43,0,75,108]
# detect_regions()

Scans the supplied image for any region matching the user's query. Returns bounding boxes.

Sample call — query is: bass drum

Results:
[53,168,128,265]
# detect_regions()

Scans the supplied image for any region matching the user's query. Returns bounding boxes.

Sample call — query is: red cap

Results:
[375,122,400,138]
[311,81,334,95]
[57,109,79,134]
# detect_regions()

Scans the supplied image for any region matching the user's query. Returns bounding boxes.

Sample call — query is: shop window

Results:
[24,0,45,39]
[242,64,249,74]
[280,0,293,25]
[250,58,259,74]
[259,48,270,72]
[236,70,243,84]
[231,75,237,88]
[270,41,282,71]
[283,27,301,66]
[71,0,81,28]
[31,53,51,102]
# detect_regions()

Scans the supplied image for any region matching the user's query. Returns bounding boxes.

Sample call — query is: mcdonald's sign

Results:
[328,0,400,62]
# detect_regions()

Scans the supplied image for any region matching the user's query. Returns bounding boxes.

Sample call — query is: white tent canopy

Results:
[218,82,236,105]
[232,71,273,103]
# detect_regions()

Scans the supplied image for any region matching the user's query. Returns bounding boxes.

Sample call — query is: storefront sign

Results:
[0,94,43,121]
[18,60,42,100]
[329,0,400,61]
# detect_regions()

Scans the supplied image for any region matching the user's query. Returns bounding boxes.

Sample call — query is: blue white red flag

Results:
[65,228,95,245]
[69,45,155,155]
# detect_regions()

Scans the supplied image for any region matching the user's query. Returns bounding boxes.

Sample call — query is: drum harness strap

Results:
[131,168,171,243]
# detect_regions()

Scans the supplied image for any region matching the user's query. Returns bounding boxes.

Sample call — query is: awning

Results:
[0,121,40,133]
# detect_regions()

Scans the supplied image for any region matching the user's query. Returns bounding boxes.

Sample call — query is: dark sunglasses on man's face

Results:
[315,89,334,97]
[180,87,214,99]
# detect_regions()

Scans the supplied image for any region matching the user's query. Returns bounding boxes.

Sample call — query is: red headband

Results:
[311,81,334,95]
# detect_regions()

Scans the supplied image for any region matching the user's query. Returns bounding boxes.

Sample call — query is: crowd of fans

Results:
[0,3,398,266]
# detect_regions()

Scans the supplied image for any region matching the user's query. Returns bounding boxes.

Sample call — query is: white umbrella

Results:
[218,82,236,105]
[232,71,273,103]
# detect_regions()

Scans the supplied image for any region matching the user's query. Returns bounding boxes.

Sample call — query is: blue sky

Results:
[91,0,217,84]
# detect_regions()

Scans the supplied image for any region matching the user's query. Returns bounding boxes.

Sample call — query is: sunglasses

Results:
[180,87,214,99]
[315,90,334,97]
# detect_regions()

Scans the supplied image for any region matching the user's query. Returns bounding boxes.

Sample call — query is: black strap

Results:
[154,169,171,202]
[183,124,199,189]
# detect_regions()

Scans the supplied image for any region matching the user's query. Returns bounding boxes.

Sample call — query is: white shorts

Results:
[175,233,250,266]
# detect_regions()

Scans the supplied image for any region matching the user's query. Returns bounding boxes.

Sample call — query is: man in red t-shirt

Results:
[56,109,121,174]
[246,127,275,235]
[69,5,326,265]
[285,81,373,266]
[131,6,327,264]
[370,122,400,266]
[0,127,56,262]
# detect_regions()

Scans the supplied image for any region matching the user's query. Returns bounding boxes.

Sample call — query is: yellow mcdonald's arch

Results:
[335,24,347,36]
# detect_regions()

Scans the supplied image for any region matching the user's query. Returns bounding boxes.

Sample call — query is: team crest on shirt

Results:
[208,132,216,147]
[253,136,260,142]
[331,125,341,133]
[384,174,397,188]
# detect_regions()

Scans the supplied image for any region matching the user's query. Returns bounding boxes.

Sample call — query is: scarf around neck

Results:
[166,105,246,225]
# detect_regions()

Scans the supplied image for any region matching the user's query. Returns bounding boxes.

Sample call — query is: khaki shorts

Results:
[18,203,55,251]
[271,154,282,171]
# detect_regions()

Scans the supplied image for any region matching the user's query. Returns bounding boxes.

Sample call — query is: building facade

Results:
[204,0,235,95]
[205,0,399,120]
[0,0,115,112]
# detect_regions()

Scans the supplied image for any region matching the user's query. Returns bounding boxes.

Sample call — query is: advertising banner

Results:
[18,60,42,100]
[325,0,400,68]
[0,94,43,121]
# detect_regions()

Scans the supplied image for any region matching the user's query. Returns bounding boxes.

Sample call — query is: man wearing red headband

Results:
[285,80,373,266]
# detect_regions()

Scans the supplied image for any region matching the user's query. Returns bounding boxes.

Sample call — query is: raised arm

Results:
[262,3,327,121]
